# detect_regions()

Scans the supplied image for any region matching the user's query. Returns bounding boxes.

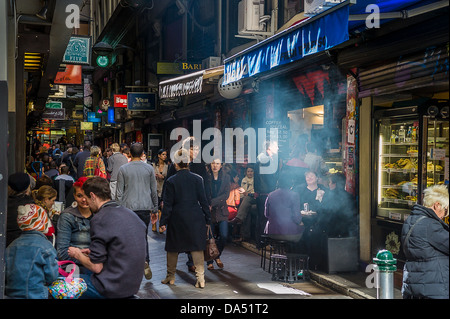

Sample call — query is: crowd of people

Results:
[4,134,448,299]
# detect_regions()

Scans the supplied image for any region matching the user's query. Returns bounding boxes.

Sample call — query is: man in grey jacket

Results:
[107,143,129,199]
[116,142,158,280]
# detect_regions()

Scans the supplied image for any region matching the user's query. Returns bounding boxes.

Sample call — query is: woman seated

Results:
[264,171,304,245]
[56,177,93,274]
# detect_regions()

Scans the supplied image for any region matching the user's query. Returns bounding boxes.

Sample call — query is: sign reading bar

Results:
[63,36,91,65]
[42,108,65,120]
[159,72,204,99]
[114,94,128,107]
[223,4,349,84]
[127,92,157,111]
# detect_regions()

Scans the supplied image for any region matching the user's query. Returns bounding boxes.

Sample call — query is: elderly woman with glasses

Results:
[401,184,449,299]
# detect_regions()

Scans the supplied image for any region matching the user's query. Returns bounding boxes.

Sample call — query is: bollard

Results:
[373,250,397,299]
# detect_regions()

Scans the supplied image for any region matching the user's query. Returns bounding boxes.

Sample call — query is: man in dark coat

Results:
[160,149,211,288]
[401,184,449,299]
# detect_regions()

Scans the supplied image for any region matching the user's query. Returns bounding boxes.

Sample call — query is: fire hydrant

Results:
[373,250,397,299]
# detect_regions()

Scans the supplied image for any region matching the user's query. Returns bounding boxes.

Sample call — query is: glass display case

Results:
[375,104,449,223]
[377,119,420,222]
[372,101,448,264]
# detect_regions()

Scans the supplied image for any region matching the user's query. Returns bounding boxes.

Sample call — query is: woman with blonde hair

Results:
[401,184,449,299]
[83,145,106,178]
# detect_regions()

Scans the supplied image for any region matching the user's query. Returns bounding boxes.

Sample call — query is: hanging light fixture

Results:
[36,0,49,20]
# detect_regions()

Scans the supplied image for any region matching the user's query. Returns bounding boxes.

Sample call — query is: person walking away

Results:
[56,177,93,274]
[163,136,211,272]
[107,143,128,200]
[401,184,448,299]
[159,149,211,288]
[68,177,147,299]
[73,140,91,180]
[6,172,35,246]
[5,203,59,298]
[207,157,231,270]
[83,146,106,178]
[116,142,158,280]
[151,149,168,233]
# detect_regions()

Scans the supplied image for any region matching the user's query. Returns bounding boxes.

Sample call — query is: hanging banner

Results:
[223,4,349,84]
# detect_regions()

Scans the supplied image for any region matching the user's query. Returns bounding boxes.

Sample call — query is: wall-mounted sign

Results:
[54,65,82,84]
[127,92,157,111]
[63,36,91,65]
[96,55,109,68]
[80,121,93,130]
[159,72,204,99]
[48,85,66,98]
[107,107,115,124]
[45,101,62,109]
[100,99,111,111]
[157,62,202,75]
[114,94,128,107]
[87,111,101,122]
[42,108,65,120]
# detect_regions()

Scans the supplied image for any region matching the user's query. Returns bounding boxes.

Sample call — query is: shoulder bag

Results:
[204,225,220,261]
[48,260,87,299]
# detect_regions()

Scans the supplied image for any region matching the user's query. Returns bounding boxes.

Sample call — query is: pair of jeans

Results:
[79,274,106,299]
[133,210,151,263]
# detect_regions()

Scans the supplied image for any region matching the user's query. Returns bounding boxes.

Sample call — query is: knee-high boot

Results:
[161,252,178,285]
[191,250,205,288]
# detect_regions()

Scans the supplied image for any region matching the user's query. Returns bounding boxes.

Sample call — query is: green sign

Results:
[46,101,62,109]
[63,36,91,65]
[96,55,109,68]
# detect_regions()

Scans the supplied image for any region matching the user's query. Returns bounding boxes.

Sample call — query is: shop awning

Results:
[223,0,447,84]
[223,0,352,85]
[159,65,224,99]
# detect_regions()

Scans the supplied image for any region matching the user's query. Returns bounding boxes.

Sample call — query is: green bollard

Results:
[373,250,397,299]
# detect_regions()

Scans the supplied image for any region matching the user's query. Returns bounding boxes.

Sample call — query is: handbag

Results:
[204,225,220,262]
[48,260,87,299]
[94,158,107,178]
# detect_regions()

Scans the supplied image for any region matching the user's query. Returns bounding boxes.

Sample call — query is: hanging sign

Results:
[62,36,91,65]
[54,65,82,84]
[159,72,204,99]
[114,94,128,108]
[127,92,157,111]
[42,108,65,120]
[223,5,349,84]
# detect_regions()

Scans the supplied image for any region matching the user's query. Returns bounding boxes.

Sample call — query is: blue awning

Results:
[223,0,446,84]
[348,0,442,31]
[223,1,351,84]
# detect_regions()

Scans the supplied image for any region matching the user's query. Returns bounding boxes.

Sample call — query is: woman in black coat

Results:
[208,157,231,270]
[160,149,211,288]
[401,184,449,299]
